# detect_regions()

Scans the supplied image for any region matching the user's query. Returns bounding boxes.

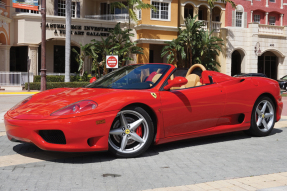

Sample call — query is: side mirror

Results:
[164,76,188,90]
[90,77,97,83]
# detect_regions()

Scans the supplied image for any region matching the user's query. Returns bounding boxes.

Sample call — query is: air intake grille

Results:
[39,130,66,144]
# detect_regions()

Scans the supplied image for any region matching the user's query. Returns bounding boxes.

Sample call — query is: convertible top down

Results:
[5,64,283,157]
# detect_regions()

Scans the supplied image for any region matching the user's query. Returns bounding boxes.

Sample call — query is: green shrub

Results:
[34,75,93,82]
[34,75,65,82]
[25,82,90,90]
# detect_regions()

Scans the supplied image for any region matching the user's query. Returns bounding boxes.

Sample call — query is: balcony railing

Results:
[199,20,208,31]
[0,1,6,9]
[0,72,34,86]
[212,21,222,33]
[85,14,129,22]
[258,24,284,36]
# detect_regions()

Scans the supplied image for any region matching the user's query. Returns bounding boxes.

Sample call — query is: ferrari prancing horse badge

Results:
[151,92,157,99]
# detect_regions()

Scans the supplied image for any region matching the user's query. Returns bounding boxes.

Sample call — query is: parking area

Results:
[0,94,286,191]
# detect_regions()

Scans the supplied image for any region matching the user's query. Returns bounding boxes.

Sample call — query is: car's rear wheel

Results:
[108,106,154,158]
[247,96,275,136]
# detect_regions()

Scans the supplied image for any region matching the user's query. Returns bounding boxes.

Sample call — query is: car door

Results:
[159,84,226,138]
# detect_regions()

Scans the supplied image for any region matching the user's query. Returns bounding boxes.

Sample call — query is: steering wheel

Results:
[185,64,206,78]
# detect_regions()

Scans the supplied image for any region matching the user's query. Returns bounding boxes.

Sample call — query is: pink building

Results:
[224,0,287,79]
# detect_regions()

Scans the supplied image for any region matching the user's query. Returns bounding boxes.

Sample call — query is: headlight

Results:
[51,100,98,116]
[10,96,32,111]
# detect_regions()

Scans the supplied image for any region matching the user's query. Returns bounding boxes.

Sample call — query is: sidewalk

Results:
[0,90,39,95]
[144,172,287,191]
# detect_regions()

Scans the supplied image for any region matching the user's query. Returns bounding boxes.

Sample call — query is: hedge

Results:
[33,75,89,82]
[25,82,90,90]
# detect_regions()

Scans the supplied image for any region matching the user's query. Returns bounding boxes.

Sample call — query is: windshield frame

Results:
[86,64,171,90]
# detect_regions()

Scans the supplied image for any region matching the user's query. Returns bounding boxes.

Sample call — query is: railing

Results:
[258,24,284,36]
[0,72,34,86]
[85,14,129,22]
[0,1,6,9]
[212,21,222,33]
[199,20,208,31]
[45,73,76,76]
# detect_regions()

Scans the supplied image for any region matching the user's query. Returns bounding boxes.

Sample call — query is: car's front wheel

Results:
[108,106,154,158]
[247,96,275,136]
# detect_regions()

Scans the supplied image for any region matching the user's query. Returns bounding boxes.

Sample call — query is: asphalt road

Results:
[0,95,286,191]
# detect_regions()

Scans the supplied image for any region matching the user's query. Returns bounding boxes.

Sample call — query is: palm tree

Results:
[178,15,204,68]
[72,43,91,76]
[161,38,185,67]
[207,0,236,32]
[111,0,156,30]
[109,23,143,66]
[65,0,72,82]
[196,30,223,71]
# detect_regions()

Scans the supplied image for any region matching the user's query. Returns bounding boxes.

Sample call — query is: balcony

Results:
[258,24,284,36]
[0,1,6,9]
[85,14,129,22]
[212,21,222,33]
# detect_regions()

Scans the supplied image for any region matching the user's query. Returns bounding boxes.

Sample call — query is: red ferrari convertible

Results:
[4,64,283,157]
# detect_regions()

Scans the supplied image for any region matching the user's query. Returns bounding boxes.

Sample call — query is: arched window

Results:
[232,5,247,28]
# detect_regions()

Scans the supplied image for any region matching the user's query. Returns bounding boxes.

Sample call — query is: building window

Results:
[17,8,39,14]
[254,14,260,23]
[58,0,75,17]
[139,9,141,20]
[269,16,276,25]
[236,12,243,27]
[269,0,275,2]
[151,1,169,20]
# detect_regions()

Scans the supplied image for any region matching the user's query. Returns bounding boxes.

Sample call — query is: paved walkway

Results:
[0,93,286,191]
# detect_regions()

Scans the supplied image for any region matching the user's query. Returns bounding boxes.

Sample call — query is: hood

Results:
[8,88,119,119]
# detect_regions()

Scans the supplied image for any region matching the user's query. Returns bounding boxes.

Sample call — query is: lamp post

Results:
[40,0,47,91]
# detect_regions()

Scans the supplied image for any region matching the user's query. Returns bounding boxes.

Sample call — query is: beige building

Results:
[6,0,136,76]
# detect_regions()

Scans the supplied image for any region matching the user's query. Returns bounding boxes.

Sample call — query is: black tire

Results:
[246,96,275,137]
[108,106,154,158]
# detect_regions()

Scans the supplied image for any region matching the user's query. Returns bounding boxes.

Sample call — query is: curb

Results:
[0,92,39,95]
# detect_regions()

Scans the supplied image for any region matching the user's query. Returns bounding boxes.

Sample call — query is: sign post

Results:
[106,55,118,69]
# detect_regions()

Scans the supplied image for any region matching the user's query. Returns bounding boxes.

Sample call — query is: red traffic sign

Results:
[106,56,118,68]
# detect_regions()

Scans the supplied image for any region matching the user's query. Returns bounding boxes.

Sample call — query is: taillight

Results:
[51,100,97,116]
[10,96,32,111]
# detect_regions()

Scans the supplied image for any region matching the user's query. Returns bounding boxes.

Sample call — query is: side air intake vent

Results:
[39,130,66,144]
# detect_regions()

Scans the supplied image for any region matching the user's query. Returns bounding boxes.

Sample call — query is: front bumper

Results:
[4,110,119,152]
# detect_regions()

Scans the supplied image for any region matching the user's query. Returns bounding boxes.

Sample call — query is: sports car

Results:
[4,64,283,158]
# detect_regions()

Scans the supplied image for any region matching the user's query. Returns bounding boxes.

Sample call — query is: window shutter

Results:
[244,12,247,28]
[77,2,80,18]
[54,0,58,16]
[232,11,236,27]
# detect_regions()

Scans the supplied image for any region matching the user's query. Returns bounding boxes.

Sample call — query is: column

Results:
[281,0,283,9]
[0,45,11,71]
[207,8,211,30]
[194,7,199,21]
[251,10,253,23]
[28,45,39,75]
[265,12,269,25]
[266,0,269,7]
[180,5,184,26]
[280,14,283,26]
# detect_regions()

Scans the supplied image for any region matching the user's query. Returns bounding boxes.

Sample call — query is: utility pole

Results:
[65,0,71,82]
[40,0,47,91]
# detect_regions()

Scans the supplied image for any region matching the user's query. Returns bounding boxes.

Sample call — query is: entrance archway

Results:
[258,51,278,79]
[231,50,245,76]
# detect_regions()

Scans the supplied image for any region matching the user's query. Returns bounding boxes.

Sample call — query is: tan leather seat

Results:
[184,74,200,88]
[151,74,162,83]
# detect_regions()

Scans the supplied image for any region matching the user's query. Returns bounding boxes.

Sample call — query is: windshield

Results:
[86,64,170,89]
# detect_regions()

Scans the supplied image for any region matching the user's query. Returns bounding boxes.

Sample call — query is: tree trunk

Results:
[209,7,213,34]
[97,63,100,78]
[65,0,71,82]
